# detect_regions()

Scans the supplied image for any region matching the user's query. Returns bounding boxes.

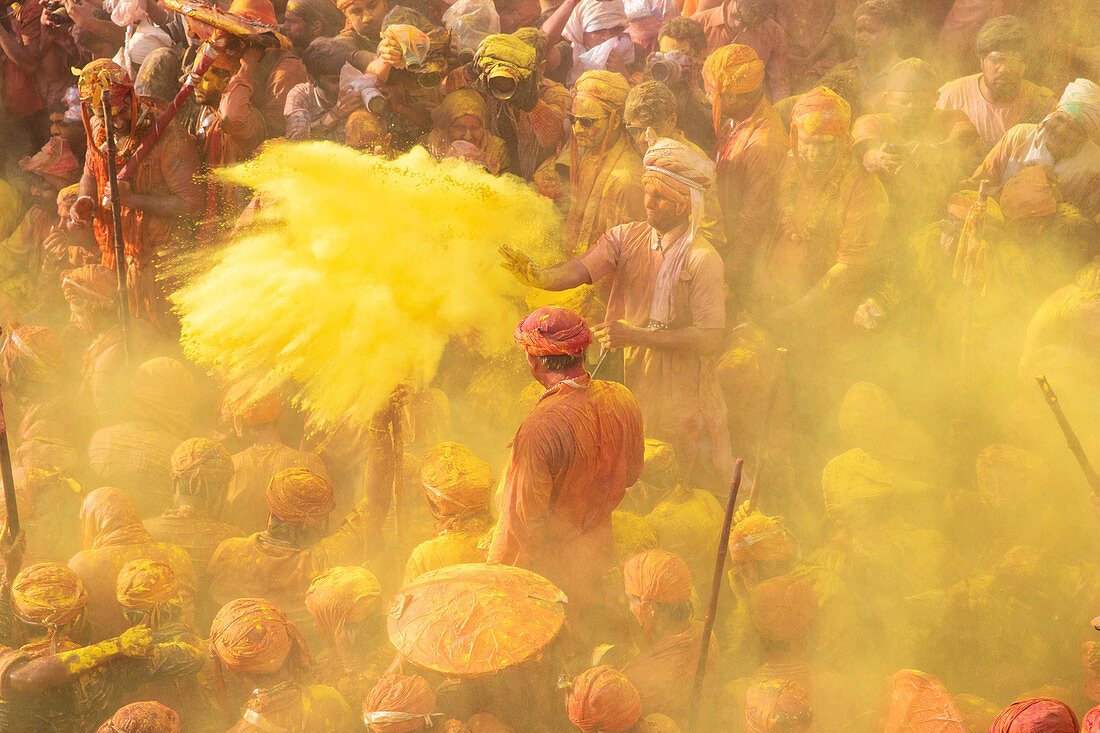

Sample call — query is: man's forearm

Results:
[7,638,122,692]
[634,326,724,355]
[126,193,196,218]
[0,25,37,69]
[537,259,592,290]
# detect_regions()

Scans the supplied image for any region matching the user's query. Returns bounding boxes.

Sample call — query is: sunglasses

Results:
[625,124,647,137]
[568,114,607,128]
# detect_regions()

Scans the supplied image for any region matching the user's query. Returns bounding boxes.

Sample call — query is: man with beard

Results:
[936,15,1056,152]
[282,0,345,51]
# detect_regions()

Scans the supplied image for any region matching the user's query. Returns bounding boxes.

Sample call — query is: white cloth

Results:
[1055,78,1100,139]
[563,0,631,83]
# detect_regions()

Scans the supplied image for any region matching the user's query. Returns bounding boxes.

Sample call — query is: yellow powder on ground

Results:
[173,142,561,423]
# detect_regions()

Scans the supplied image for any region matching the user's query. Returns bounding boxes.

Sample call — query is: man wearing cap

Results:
[704,44,788,291]
[208,394,398,645]
[502,138,731,486]
[487,305,643,619]
[967,78,1100,218]
[555,70,645,257]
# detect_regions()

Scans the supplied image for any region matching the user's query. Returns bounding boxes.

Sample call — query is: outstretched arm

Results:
[499,245,592,291]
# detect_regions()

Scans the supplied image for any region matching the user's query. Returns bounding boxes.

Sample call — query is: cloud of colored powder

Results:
[172,141,562,423]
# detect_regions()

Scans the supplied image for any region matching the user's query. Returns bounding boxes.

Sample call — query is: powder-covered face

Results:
[571,94,613,149]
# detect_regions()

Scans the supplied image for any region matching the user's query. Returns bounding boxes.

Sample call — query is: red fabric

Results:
[96,701,182,732]
[791,86,852,140]
[20,137,80,190]
[880,669,967,733]
[745,679,813,732]
[513,306,592,356]
[10,561,86,629]
[265,467,336,528]
[991,699,1079,733]
[363,674,436,733]
[1082,706,1100,733]
[210,597,312,675]
[568,665,642,733]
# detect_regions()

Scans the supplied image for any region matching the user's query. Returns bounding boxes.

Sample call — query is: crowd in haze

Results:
[0,0,1098,729]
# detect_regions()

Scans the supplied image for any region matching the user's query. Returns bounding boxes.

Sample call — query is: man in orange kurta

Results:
[704,44,789,292]
[487,306,644,614]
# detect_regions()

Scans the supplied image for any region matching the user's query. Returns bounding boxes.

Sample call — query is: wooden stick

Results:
[688,457,744,731]
[0,333,18,541]
[101,90,133,365]
[1035,375,1100,497]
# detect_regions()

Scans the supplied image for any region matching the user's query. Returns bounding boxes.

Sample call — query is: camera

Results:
[647,49,690,85]
[44,0,72,27]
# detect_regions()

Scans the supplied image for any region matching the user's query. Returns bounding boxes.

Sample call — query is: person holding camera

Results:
[285,38,369,142]
[649,17,713,151]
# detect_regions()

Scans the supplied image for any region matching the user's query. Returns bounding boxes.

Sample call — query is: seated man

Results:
[936,15,1056,153]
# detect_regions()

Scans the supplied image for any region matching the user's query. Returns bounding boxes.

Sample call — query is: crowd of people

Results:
[0,0,1098,728]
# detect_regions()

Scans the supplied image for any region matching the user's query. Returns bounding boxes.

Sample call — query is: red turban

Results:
[748,575,817,641]
[513,306,592,357]
[210,598,312,676]
[222,382,283,428]
[11,562,86,633]
[991,699,1079,733]
[791,86,851,140]
[1083,706,1100,733]
[568,665,642,733]
[265,468,336,528]
[363,673,437,733]
[623,550,693,639]
[76,59,132,107]
[96,701,182,733]
[879,669,967,733]
[745,679,813,733]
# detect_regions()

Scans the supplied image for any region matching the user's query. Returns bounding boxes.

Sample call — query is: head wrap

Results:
[11,562,87,636]
[476,33,537,77]
[880,670,967,733]
[419,442,493,521]
[58,183,82,209]
[728,511,798,576]
[126,358,196,433]
[170,437,234,488]
[1083,707,1100,733]
[20,137,80,190]
[791,85,851,140]
[568,665,642,733]
[431,89,488,130]
[640,714,682,732]
[975,15,1032,57]
[210,598,312,675]
[702,43,765,95]
[363,673,438,733]
[266,468,336,528]
[80,487,153,551]
[116,559,177,610]
[1000,165,1058,220]
[641,438,679,490]
[513,306,592,357]
[97,701,182,733]
[748,575,817,641]
[745,679,813,733]
[304,566,383,649]
[11,466,80,521]
[573,70,631,113]
[990,699,1079,733]
[838,382,900,456]
[61,266,116,309]
[563,0,628,47]
[1,326,64,385]
[1053,78,1100,139]
[228,0,278,25]
[623,550,692,639]
[641,138,715,326]
[133,47,184,103]
[76,59,133,109]
[885,57,938,93]
[222,382,283,428]
[286,0,345,36]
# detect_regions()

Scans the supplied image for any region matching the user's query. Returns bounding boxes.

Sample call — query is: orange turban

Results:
[745,679,813,733]
[573,70,631,113]
[791,86,851,139]
[96,701,182,733]
[210,598,312,676]
[363,673,437,733]
[304,566,383,649]
[623,550,692,639]
[514,306,592,357]
[1,326,64,385]
[228,0,277,25]
[80,487,152,551]
[222,381,283,428]
[748,575,817,641]
[1083,706,1100,733]
[265,468,336,528]
[76,59,132,107]
[61,266,116,309]
[702,44,765,95]
[879,670,967,733]
[568,666,642,733]
[11,562,87,632]
[419,442,493,520]
[170,437,234,487]
[990,698,1079,733]
[728,511,798,574]
[116,559,177,609]
[1000,165,1058,221]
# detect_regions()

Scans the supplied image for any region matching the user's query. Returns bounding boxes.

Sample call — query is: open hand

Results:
[498,245,541,287]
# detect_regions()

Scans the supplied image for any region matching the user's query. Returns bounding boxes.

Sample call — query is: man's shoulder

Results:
[937,74,980,103]
[690,6,724,27]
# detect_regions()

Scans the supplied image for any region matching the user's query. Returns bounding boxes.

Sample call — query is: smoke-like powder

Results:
[173,142,562,422]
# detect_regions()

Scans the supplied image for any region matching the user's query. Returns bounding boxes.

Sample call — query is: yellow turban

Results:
[574,70,630,113]
[791,86,851,139]
[702,44,765,95]
[419,442,493,521]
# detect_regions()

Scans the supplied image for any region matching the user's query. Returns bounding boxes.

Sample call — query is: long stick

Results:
[589,348,610,379]
[746,347,787,510]
[0,332,18,541]
[391,400,405,542]
[1035,375,1100,497]
[101,90,133,365]
[688,457,744,731]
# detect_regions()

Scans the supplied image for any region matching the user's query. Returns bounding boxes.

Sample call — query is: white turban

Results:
[1055,78,1100,139]
[563,0,628,46]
